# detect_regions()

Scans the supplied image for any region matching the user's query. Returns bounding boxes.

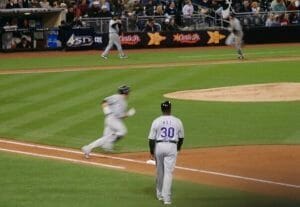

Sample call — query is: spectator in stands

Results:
[198,0,210,15]
[100,0,111,11]
[164,1,177,16]
[111,0,125,16]
[265,13,281,26]
[143,17,161,31]
[99,4,112,17]
[271,0,286,12]
[87,1,101,17]
[279,13,289,25]
[182,0,194,27]
[199,0,211,9]
[288,0,300,23]
[52,1,59,8]
[131,0,144,16]
[6,0,20,8]
[154,4,165,15]
[144,0,156,16]
[78,0,89,17]
[30,0,41,8]
[240,0,252,12]
[162,17,179,31]
[182,0,194,17]
[39,0,51,8]
[251,1,261,14]
[66,5,76,23]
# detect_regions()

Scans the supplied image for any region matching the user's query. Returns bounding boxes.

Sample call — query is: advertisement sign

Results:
[64,28,95,50]
[47,29,61,48]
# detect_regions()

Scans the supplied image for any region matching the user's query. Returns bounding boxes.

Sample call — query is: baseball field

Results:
[0,43,299,207]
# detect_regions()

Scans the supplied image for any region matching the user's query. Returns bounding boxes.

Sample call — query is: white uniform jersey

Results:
[148,115,184,142]
[104,94,127,118]
[109,19,120,34]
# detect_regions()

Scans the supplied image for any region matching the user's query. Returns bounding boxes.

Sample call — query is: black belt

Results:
[156,140,177,144]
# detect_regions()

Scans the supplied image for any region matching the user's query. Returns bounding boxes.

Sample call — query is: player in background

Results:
[101,15,127,59]
[148,101,184,205]
[81,85,135,157]
[225,13,245,59]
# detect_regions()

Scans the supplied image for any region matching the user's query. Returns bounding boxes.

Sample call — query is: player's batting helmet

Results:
[161,101,171,113]
[118,85,130,95]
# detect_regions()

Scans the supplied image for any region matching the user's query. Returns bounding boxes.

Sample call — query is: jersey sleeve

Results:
[177,119,184,139]
[148,120,157,140]
[104,95,117,105]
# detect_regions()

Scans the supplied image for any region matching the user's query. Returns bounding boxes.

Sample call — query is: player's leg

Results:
[81,117,114,155]
[154,144,164,201]
[225,33,234,46]
[161,144,177,204]
[235,34,244,59]
[113,34,126,58]
[102,116,127,151]
[102,34,114,57]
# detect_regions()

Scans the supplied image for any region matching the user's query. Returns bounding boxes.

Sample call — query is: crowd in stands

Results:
[1,0,300,31]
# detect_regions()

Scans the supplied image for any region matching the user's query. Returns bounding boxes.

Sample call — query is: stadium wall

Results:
[1,26,300,52]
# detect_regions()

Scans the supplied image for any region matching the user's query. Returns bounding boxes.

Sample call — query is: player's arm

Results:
[177,120,184,151]
[148,121,157,160]
[149,139,156,159]
[101,100,112,115]
[177,138,184,151]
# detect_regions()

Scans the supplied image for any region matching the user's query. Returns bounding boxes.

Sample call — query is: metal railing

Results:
[81,13,221,33]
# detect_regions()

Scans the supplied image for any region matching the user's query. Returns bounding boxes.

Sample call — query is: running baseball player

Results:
[225,13,245,59]
[81,85,135,157]
[101,15,127,59]
[148,101,184,205]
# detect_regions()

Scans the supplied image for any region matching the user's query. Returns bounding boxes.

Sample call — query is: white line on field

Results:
[0,147,125,170]
[178,50,300,58]
[0,139,299,189]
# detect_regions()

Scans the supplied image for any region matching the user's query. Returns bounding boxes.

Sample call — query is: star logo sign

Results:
[147,32,166,45]
[207,31,226,44]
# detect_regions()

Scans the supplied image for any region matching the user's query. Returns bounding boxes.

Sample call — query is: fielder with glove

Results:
[82,85,135,157]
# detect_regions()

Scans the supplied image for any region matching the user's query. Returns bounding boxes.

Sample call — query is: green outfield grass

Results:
[0,45,300,207]
[0,50,300,151]
[0,44,299,70]
[1,151,299,207]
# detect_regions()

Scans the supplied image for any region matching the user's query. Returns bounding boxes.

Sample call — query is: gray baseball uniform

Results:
[225,16,244,59]
[82,94,130,153]
[148,114,184,204]
[101,18,126,58]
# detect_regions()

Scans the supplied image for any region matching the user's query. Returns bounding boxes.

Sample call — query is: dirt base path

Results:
[0,139,299,200]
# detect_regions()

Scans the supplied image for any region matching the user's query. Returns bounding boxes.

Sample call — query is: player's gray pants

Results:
[155,142,177,203]
[102,33,124,57]
[225,32,243,52]
[84,115,127,152]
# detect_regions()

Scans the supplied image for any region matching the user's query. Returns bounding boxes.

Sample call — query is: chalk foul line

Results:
[0,139,299,189]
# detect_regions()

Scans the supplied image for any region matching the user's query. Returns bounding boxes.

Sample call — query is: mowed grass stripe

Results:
[36,68,182,142]
[0,73,84,115]
[0,71,127,132]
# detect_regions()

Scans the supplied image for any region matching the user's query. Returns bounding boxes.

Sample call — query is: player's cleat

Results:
[81,146,90,158]
[101,55,108,60]
[119,55,128,59]
[157,196,163,201]
[238,55,244,60]
[163,201,172,205]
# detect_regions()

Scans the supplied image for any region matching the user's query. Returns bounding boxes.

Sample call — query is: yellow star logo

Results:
[147,32,166,46]
[207,31,226,44]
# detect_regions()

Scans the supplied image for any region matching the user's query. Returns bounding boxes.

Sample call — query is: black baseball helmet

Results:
[161,100,171,113]
[118,85,130,95]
